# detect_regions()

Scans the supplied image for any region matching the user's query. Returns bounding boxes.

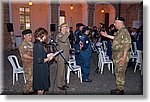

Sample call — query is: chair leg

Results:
[132,58,134,62]
[77,70,80,78]
[108,64,110,70]
[141,63,143,75]
[111,63,114,74]
[141,66,143,75]
[23,74,26,83]
[134,62,138,73]
[98,62,101,72]
[16,73,18,81]
[67,69,70,83]
[13,73,15,85]
[79,69,82,83]
[101,64,104,74]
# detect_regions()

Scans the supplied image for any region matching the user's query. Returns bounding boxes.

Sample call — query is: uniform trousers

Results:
[57,59,66,87]
[24,67,33,93]
[80,52,91,80]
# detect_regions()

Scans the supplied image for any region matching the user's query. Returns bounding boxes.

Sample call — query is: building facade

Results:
[3,0,143,51]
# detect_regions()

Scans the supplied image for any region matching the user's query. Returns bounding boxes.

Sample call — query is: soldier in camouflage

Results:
[100,17,131,95]
[19,29,34,95]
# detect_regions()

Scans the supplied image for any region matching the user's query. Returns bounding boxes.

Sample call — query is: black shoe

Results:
[111,89,124,95]
[63,85,69,88]
[58,86,67,90]
[28,91,36,95]
[111,89,119,94]
[23,92,29,95]
[23,91,36,95]
[83,79,92,82]
[95,68,100,74]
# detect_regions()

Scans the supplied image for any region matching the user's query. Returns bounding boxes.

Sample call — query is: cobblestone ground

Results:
[1,50,143,95]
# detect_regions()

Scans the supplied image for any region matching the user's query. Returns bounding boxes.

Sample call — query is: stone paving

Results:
[1,50,143,95]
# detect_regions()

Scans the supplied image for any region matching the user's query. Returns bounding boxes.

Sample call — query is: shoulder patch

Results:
[86,40,89,44]
[59,35,62,37]
[23,46,27,49]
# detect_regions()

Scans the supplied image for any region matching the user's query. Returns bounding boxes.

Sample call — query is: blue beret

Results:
[76,23,85,27]
[22,29,32,35]
[82,26,90,33]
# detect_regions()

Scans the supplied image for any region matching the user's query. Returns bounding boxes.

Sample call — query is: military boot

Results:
[111,89,124,95]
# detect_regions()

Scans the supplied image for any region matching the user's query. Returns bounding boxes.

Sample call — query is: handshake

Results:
[47,49,64,61]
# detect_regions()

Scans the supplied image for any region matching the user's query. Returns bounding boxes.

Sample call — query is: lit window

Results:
[19,7,31,30]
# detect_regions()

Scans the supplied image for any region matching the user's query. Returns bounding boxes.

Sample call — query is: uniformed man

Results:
[19,29,34,95]
[80,26,93,82]
[74,23,85,66]
[100,17,131,95]
[56,23,70,90]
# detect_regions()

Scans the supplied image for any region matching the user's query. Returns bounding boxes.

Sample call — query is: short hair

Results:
[34,27,48,39]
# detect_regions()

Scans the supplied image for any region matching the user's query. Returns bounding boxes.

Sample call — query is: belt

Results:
[112,50,130,52]
[112,50,122,52]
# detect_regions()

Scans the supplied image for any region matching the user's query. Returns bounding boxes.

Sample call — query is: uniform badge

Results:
[23,46,27,49]
[59,35,62,37]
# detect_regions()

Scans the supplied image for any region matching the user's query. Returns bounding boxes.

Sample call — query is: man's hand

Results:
[119,56,126,65]
[47,53,55,61]
[100,31,107,37]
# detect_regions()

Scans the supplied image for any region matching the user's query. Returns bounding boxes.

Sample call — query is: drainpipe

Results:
[9,0,15,50]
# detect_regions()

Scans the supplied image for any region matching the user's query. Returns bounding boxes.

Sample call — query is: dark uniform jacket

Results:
[80,33,93,53]
[75,29,83,52]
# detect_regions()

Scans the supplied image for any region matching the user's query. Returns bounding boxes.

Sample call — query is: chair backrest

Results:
[131,42,137,54]
[136,50,143,63]
[69,54,75,60]
[99,50,106,62]
[133,42,137,52]
[102,41,107,52]
[7,55,22,72]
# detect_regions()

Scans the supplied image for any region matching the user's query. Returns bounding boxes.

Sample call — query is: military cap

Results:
[99,23,105,26]
[22,29,32,35]
[60,22,68,28]
[76,23,85,28]
[115,16,125,22]
[82,26,90,33]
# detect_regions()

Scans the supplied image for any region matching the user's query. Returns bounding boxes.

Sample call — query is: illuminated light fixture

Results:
[28,1,33,6]
[101,8,104,13]
[70,4,73,10]
[101,4,105,13]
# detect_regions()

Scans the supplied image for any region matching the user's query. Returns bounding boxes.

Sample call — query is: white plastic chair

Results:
[98,50,114,74]
[130,42,138,62]
[7,55,26,85]
[102,41,107,53]
[134,50,143,75]
[67,60,82,83]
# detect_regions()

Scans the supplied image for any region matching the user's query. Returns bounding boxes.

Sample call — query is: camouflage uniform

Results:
[56,31,70,87]
[112,27,131,90]
[19,41,33,93]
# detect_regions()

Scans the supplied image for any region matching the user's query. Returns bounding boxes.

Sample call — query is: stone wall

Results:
[120,2,143,28]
